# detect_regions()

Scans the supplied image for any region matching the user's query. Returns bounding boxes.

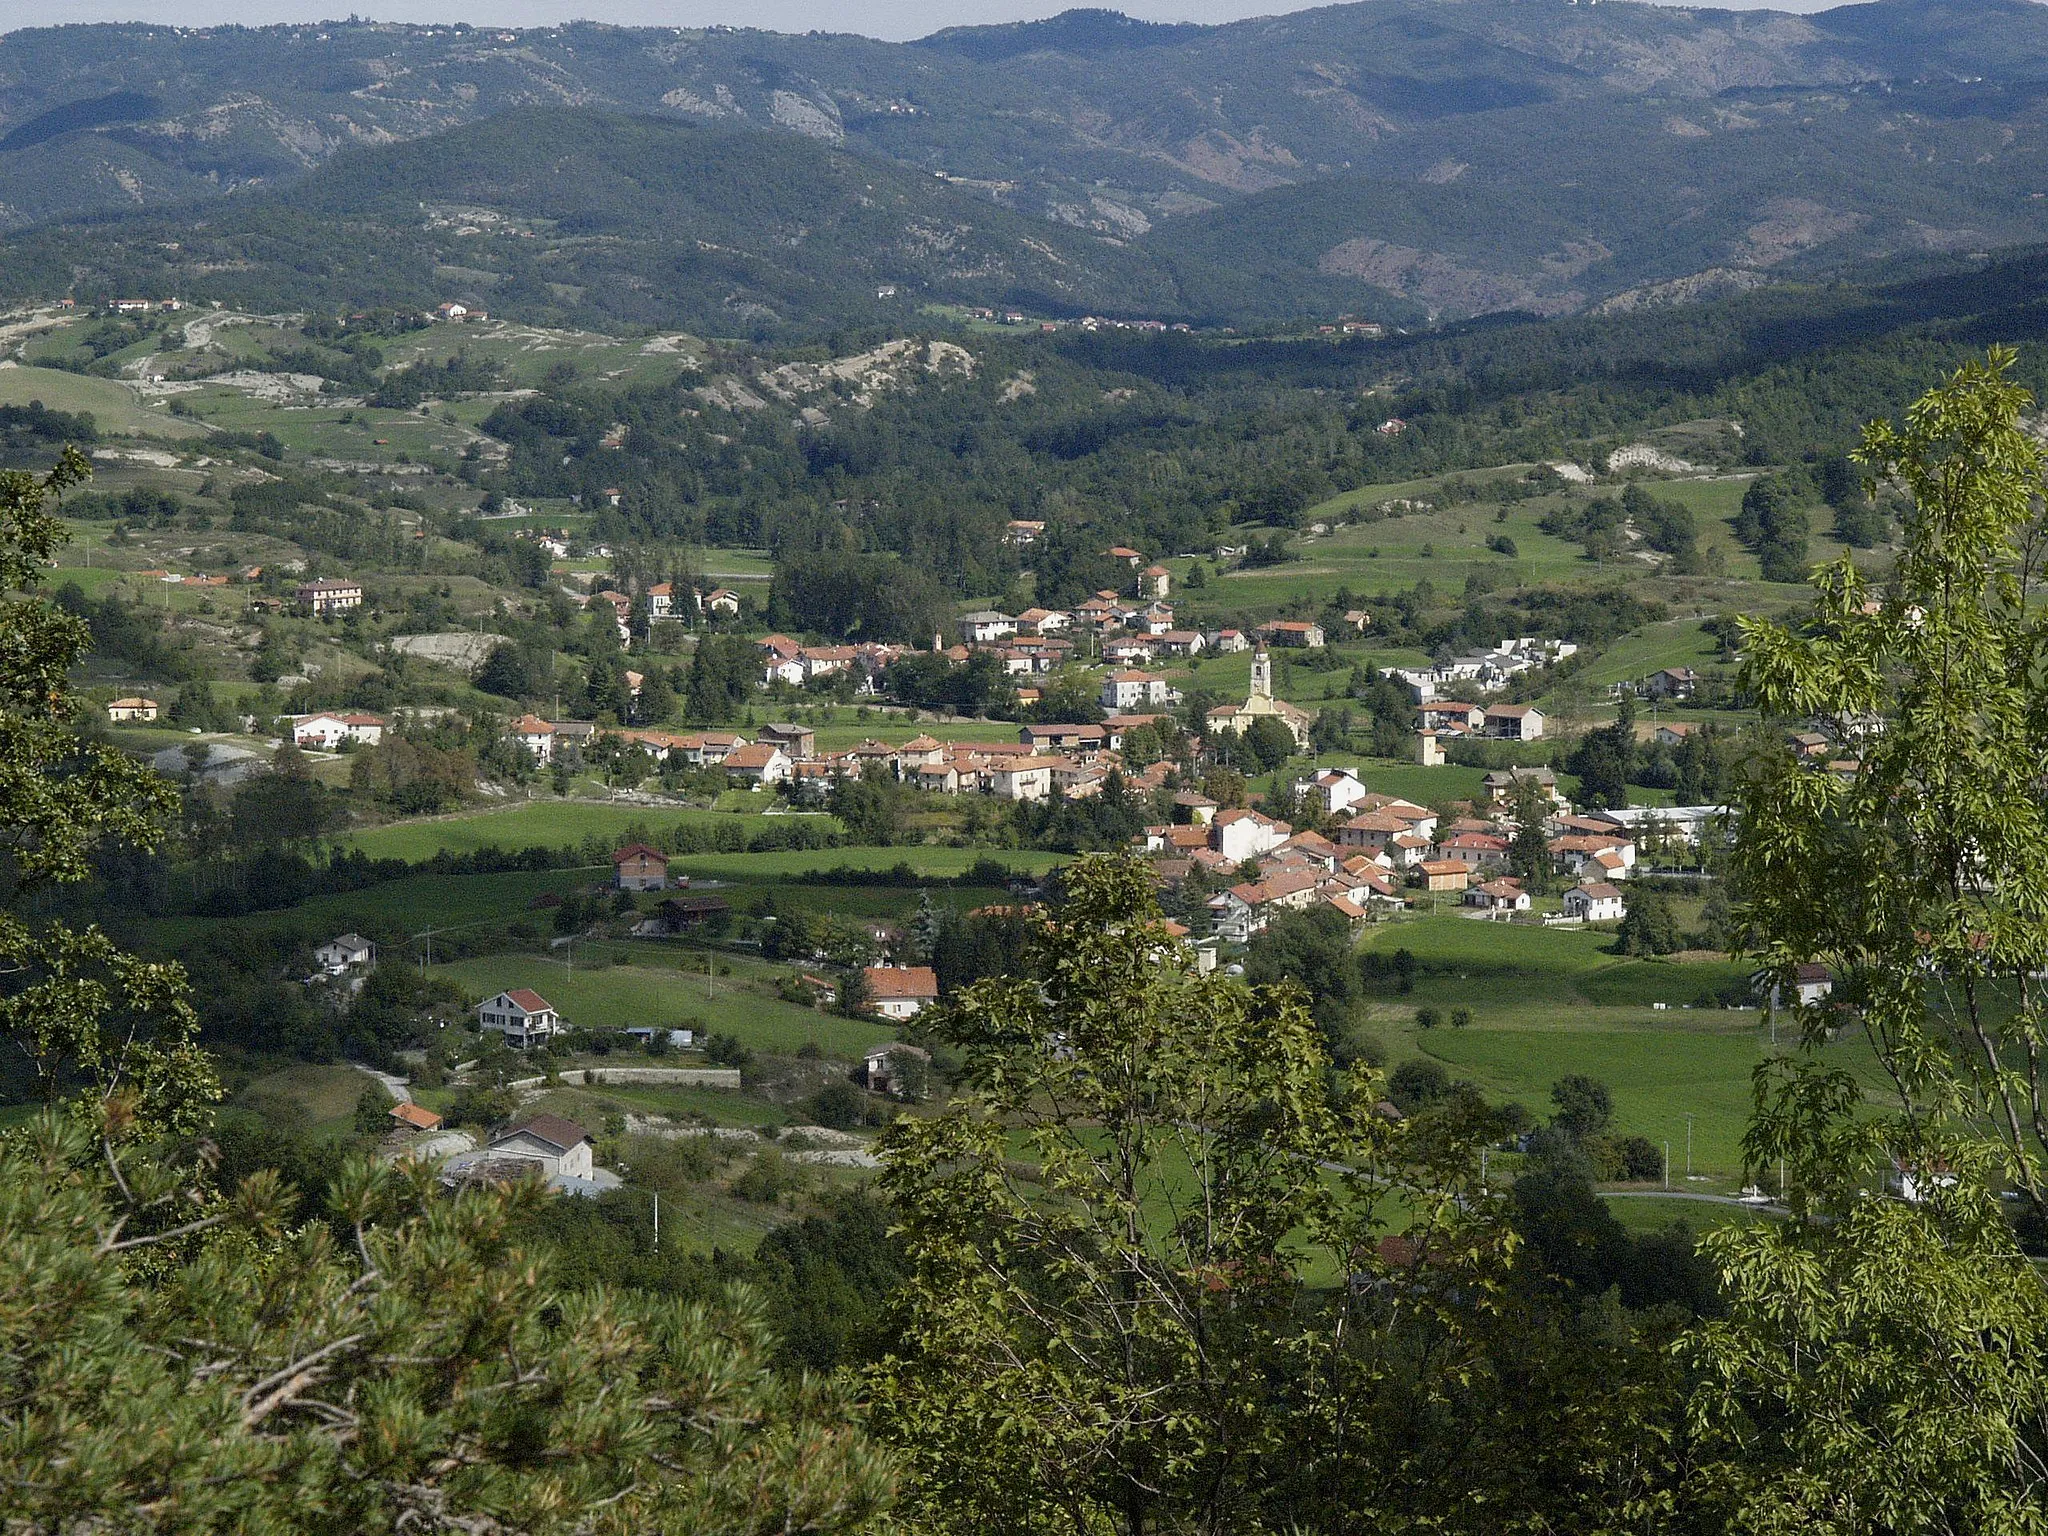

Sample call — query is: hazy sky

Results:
[12,0,1849,44]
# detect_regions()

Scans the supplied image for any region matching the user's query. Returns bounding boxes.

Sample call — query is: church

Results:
[1205,648,1315,748]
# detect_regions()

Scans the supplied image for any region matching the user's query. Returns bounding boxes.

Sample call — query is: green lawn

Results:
[338,801,801,861]
[430,952,894,1057]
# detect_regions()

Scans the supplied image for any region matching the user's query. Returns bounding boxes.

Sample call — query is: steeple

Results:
[1250,647,1272,699]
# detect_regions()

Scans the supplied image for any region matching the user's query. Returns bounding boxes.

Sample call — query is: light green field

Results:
[0,365,206,438]
[148,866,604,949]
[338,802,801,861]
[429,951,893,1057]
[229,1061,373,1139]
[1563,620,1726,692]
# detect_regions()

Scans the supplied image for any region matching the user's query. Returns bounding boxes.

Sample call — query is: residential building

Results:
[1465,878,1531,912]
[1643,667,1699,700]
[1482,766,1563,808]
[295,578,364,616]
[106,696,159,723]
[1106,545,1144,567]
[646,582,680,620]
[1484,704,1545,741]
[864,1042,931,1097]
[757,723,817,759]
[290,711,387,749]
[1654,722,1697,748]
[476,989,561,1049]
[612,843,670,892]
[1257,619,1326,649]
[1212,808,1292,863]
[990,756,1055,801]
[508,715,557,765]
[864,965,940,1019]
[1022,723,1108,753]
[314,933,375,974]
[958,610,1018,644]
[1772,962,1835,1010]
[1139,564,1171,599]
[1437,831,1511,871]
[724,742,792,787]
[1295,767,1370,815]
[703,587,741,616]
[1210,869,1321,942]
[1562,883,1626,922]
[1100,669,1175,713]
[488,1114,595,1181]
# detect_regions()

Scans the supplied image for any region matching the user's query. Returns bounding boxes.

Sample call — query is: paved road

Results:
[1603,1189,1785,1213]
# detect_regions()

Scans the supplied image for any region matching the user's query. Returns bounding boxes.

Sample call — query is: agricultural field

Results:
[0,362,206,439]
[427,949,895,1057]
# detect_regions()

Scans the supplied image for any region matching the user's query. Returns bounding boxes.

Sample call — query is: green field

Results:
[429,951,894,1057]
[0,364,207,438]
[338,801,812,861]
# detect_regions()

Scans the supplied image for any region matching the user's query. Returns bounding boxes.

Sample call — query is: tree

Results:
[1612,888,1681,956]
[1506,776,1552,891]
[1699,352,2048,1529]
[1549,1073,1613,1140]
[353,1083,391,1134]
[475,641,537,700]
[1242,715,1298,773]
[869,855,1499,1536]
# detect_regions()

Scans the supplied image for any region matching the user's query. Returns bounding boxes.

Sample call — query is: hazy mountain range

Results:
[10,0,2048,325]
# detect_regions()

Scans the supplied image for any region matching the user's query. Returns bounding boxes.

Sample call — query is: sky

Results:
[13,0,1849,43]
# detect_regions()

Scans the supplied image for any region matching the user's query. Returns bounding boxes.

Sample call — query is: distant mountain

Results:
[12,1,2048,322]
[0,109,1180,334]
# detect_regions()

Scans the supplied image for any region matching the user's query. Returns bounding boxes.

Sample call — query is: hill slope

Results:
[12,1,2048,319]
[0,110,1179,334]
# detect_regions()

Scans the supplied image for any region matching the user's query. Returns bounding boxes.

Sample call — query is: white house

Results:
[1562,883,1626,923]
[1295,767,1370,816]
[991,756,1055,801]
[864,965,940,1020]
[290,712,388,749]
[296,579,364,616]
[508,714,557,766]
[476,989,561,1049]
[313,933,374,974]
[723,742,792,787]
[106,696,159,723]
[1464,878,1531,912]
[1100,669,1174,713]
[958,610,1019,644]
[1483,704,1545,741]
[1211,808,1291,864]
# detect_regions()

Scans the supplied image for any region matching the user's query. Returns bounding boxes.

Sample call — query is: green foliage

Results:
[0,1117,893,1533]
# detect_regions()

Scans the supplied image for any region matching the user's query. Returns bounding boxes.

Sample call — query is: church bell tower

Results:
[1250,647,1272,699]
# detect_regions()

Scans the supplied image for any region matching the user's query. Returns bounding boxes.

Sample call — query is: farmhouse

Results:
[476,989,561,1049]
[106,696,159,723]
[291,712,387,749]
[389,1101,443,1133]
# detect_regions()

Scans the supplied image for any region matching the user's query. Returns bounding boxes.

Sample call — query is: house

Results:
[1211,628,1250,653]
[1106,545,1144,567]
[1155,629,1206,657]
[864,965,940,1020]
[1418,729,1445,767]
[724,742,792,787]
[508,714,557,765]
[295,578,364,616]
[106,696,159,723]
[1005,520,1046,546]
[1654,722,1698,748]
[1100,669,1175,713]
[290,712,387,749]
[757,723,817,760]
[1139,564,1171,599]
[488,1114,595,1181]
[990,756,1055,801]
[1342,609,1372,633]
[703,587,742,617]
[646,582,679,620]
[1419,701,1485,733]
[314,933,375,974]
[389,1101,443,1133]
[1173,790,1219,826]
[1257,620,1326,650]
[864,1042,931,1098]
[1643,667,1699,700]
[612,843,670,892]
[1482,766,1562,808]
[1484,704,1545,741]
[1212,808,1292,863]
[1465,878,1530,912]
[958,610,1019,644]
[1772,962,1835,1010]
[1210,869,1321,942]
[1417,860,1471,893]
[1022,723,1108,753]
[1437,831,1510,871]
[1296,767,1370,815]
[1337,809,1410,853]
[1562,883,1626,922]
[476,989,561,1049]
[654,894,731,932]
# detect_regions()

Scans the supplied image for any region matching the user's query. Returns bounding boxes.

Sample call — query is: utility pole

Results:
[652,1190,660,1251]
